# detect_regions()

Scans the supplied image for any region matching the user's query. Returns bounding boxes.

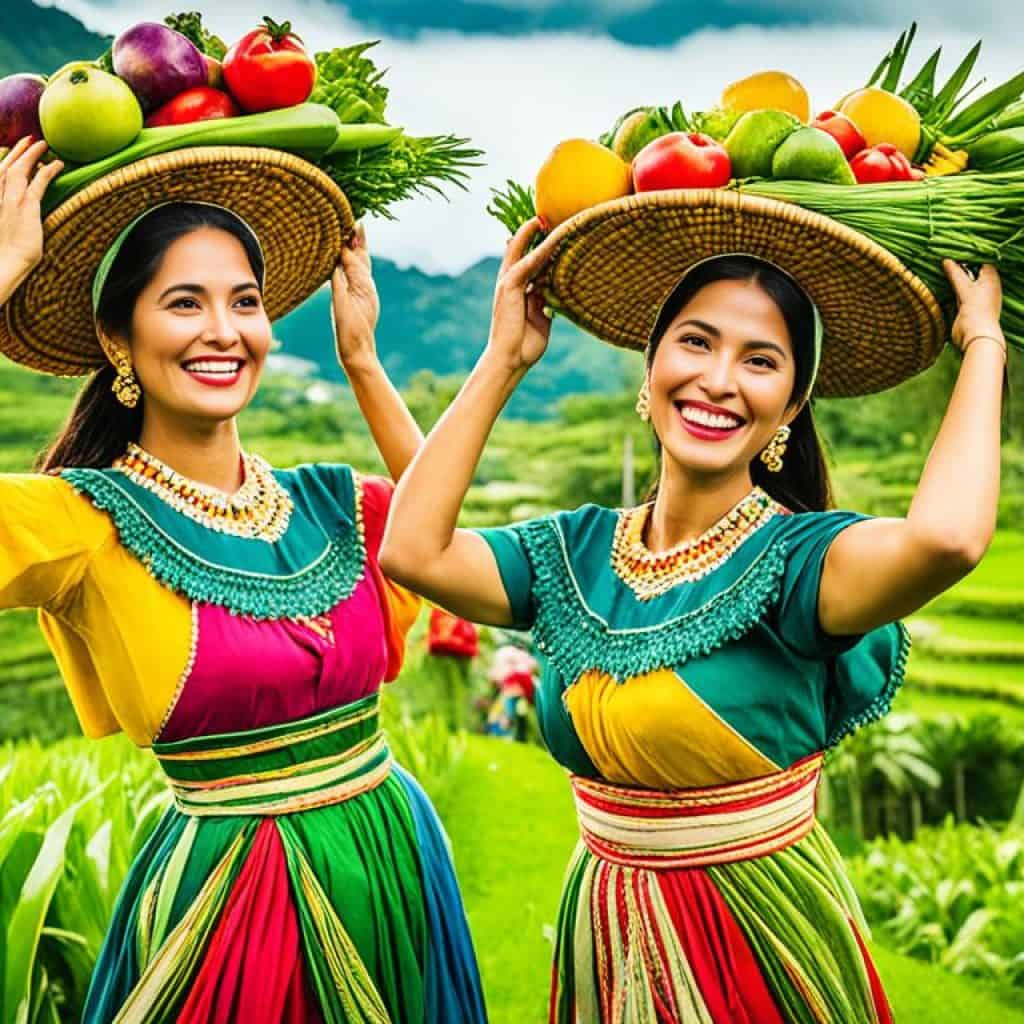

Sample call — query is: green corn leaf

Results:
[3,804,77,1024]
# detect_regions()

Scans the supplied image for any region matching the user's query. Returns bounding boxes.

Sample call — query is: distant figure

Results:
[485,644,538,741]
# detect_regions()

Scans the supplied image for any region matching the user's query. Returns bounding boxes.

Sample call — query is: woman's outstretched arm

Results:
[380,219,561,623]
[331,225,423,481]
[819,260,1006,635]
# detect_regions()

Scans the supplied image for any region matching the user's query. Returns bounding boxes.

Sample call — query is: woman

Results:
[381,216,1006,1022]
[0,138,486,1022]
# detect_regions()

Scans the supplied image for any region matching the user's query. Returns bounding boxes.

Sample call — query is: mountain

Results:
[274,257,635,420]
[0,0,109,77]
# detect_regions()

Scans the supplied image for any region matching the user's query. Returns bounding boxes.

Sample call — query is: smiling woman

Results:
[0,139,486,1022]
[380,214,1007,1024]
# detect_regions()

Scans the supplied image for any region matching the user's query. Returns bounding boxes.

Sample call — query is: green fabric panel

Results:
[154,696,379,783]
[709,826,876,1024]
[286,773,428,1024]
[474,525,536,630]
[551,844,588,1024]
[674,641,827,770]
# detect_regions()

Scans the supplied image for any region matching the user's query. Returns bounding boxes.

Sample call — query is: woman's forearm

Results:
[905,333,1005,561]
[342,358,424,481]
[385,352,525,565]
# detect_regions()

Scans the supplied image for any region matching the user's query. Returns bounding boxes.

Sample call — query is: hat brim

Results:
[1,146,354,377]
[540,189,949,398]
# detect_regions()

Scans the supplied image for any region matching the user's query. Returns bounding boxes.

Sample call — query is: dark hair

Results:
[645,254,833,512]
[37,203,265,473]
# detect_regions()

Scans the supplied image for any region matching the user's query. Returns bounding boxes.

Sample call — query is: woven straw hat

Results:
[0,146,354,377]
[541,189,949,397]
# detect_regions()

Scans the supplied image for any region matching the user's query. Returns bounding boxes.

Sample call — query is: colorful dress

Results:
[0,451,486,1023]
[477,487,909,1024]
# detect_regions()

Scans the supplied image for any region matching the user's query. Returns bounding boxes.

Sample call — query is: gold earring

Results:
[110,351,141,409]
[635,379,651,422]
[760,425,790,473]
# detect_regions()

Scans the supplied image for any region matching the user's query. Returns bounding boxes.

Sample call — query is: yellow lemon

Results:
[838,87,921,161]
[535,138,632,231]
[721,70,810,123]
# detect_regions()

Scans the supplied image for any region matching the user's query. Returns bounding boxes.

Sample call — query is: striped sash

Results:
[571,752,823,869]
[153,694,392,817]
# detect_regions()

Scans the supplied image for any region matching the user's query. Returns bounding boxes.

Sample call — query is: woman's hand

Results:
[942,260,1005,354]
[330,223,381,373]
[0,138,64,303]
[487,217,562,373]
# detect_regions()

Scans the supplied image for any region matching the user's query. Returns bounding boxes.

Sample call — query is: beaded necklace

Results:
[611,487,785,600]
[112,442,294,543]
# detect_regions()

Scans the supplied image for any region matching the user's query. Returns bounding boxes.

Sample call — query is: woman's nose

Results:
[699,354,738,396]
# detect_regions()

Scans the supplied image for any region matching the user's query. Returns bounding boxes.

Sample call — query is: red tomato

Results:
[145,86,239,128]
[850,143,916,184]
[810,110,867,160]
[223,17,316,114]
[632,132,732,191]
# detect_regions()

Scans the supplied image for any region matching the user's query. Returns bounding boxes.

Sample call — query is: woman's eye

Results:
[170,297,198,309]
[748,356,777,369]
[680,334,709,349]
[236,295,260,308]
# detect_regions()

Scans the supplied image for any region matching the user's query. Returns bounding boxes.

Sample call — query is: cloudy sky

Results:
[42,0,1024,274]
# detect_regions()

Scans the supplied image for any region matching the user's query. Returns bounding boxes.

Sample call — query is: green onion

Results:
[739,173,1024,352]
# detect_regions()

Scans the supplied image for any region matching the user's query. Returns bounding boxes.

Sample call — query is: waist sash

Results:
[571,752,823,869]
[153,694,391,817]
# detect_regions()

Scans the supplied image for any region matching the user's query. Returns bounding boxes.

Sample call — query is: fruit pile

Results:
[489,23,1024,233]
[0,12,480,220]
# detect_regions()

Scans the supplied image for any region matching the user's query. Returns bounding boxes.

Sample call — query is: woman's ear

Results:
[95,323,129,368]
[782,396,808,429]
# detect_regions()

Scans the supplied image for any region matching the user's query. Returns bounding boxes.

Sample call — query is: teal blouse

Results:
[478,504,909,782]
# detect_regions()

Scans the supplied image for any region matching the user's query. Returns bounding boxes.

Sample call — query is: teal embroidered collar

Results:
[62,464,366,619]
[518,516,789,684]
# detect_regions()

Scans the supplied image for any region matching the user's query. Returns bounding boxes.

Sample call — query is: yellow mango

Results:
[535,138,632,230]
[838,87,921,161]
[721,71,810,123]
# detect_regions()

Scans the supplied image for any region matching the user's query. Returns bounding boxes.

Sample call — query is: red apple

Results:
[632,132,732,191]
[810,110,867,160]
[145,86,239,127]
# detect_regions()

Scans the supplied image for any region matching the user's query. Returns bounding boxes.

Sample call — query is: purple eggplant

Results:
[112,22,207,113]
[0,74,46,147]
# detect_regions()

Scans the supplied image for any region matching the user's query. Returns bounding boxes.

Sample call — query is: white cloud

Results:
[41,2,1024,274]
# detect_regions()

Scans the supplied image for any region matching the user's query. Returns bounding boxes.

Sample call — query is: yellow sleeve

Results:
[0,474,110,611]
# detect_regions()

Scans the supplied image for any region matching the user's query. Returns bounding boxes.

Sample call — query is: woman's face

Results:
[110,226,272,427]
[647,277,801,481]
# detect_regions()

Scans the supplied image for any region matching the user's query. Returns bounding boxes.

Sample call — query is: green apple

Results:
[49,60,100,81]
[40,66,142,163]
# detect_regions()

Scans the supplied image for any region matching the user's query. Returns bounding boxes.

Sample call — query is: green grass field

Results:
[443,737,1024,1023]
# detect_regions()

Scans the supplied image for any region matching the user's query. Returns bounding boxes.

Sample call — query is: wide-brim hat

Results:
[0,146,354,377]
[540,189,949,398]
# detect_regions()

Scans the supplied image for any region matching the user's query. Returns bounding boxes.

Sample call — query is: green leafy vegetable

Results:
[310,42,390,124]
[320,134,482,220]
[164,11,227,60]
[487,179,536,235]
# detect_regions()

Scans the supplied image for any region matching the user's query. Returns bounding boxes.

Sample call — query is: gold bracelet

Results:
[961,334,1007,362]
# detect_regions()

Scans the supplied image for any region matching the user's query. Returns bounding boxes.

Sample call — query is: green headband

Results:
[91,201,265,316]
[649,253,823,403]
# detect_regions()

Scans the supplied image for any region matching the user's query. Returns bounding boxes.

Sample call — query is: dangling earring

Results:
[110,350,141,409]
[760,425,790,473]
[635,379,651,422]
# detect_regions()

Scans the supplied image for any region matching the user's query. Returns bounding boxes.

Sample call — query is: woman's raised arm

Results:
[819,260,1006,636]
[379,219,561,624]
[330,224,424,481]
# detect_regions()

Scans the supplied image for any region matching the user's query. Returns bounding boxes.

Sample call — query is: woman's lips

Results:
[182,359,245,389]
[676,401,745,442]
